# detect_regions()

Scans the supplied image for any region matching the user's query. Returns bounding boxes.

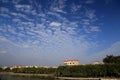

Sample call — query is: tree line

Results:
[103,55,120,64]
[55,55,120,77]
[56,64,120,77]
[12,67,56,74]
[0,67,56,74]
[0,55,120,77]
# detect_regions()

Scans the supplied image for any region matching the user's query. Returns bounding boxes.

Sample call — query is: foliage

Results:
[56,64,120,77]
[0,67,3,72]
[1,55,120,78]
[4,67,11,72]
[12,67,56,74]
[103,55,120,64]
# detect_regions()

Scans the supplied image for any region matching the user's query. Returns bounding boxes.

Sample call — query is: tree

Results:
[4,67,11,72]
[103,55,120,64]
[0,67,3,72]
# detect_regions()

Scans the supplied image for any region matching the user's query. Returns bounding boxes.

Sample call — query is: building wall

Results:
[64,60,79,66]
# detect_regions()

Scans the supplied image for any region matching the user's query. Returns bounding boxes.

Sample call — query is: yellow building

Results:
[64,60,79,66]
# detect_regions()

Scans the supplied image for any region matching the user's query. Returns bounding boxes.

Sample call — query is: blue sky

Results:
[0,0,120,66]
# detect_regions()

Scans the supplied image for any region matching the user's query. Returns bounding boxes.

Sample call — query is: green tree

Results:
[4,67,11,72]
[103,55,120,64]
[56,64,120,77]
[12,67,56,74]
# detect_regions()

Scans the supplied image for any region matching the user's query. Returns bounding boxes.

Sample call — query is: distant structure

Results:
[9,65,58,70]
[92,61,103,65]
[64,60,79,66]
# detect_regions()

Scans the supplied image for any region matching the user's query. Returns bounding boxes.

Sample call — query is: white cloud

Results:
[47,11,67,21]
[15,4,31,10]
[11,12,26,18]
[0,36,21,48]
[52,8,66,14]
[50,22,61,27]
[63,22,78,35]
[7,25,17,35]
[26,31,36,36]
[0,25,17,35]
[12,18,21,23]
[32,40,40,45]
[81,19,90,25]
[0,7,9,13]
[0,7,10,18]
[49,0,66,13]
[17,26,24,31]
[83,26,90,33]
[12,0,20,4]
[38,13,46,17]
[0,25,7,32]
[0,13,10,18]
[57,0,67,9]
[90,26,101,32]
[21,21,35,28]
[83,26,100,33]
[71,3,81,13]
[15,4,37,15]
[11,12,34,21]
[85,9,96,19]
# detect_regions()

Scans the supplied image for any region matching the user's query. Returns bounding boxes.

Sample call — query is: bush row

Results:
[56,64,120,77]
[12,67,56,74]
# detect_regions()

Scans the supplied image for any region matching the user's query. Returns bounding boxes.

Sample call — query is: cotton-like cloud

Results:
[15,4,37,15]
[50,22,61,27]
[85,9,96,19]
[0,13,10,18]
[15,4,31,9]
[0,0,104,66]
[12,18,21,22]
[12,0,20,4]
[0,7,9,13]
[71,3,81,13]
[0,7,10,18]
[15,4,32,13]
[83,26,100,33]
[49,0,66,14]
[81,19,90,25]
[90,26,101,32]
[11,12,26,18]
